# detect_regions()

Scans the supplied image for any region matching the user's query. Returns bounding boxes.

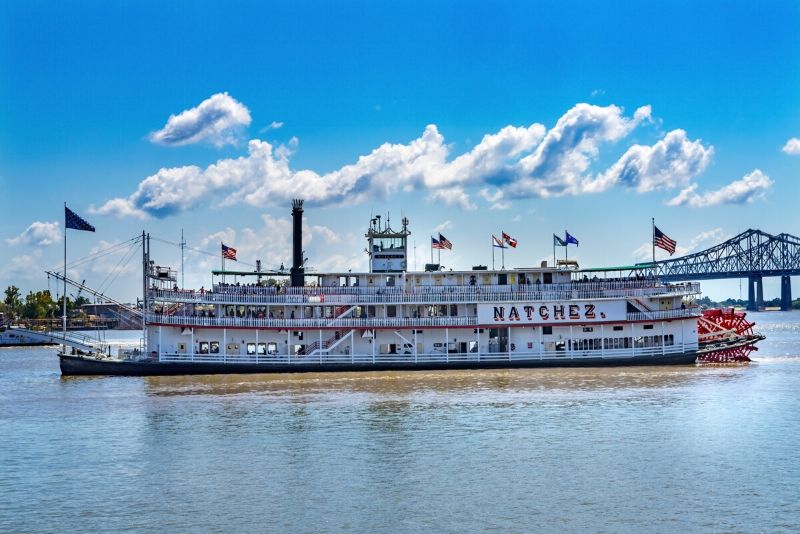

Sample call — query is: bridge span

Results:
[585,229,800,311]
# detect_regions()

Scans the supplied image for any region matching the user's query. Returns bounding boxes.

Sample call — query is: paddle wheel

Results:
[697,308,764,363]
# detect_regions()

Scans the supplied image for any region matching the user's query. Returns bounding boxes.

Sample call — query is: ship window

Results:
[379,343,397,354]
[643,324,654,330]
[468,341,478,353]
[543,326,553,335]
[199,341,209,354]
[387,305,397,317]
[246,343,256,355]
[257,343,266,355]
[267,342,278,354]
[582,327,593,332]
[450,304,458,316]
[613,325,623,331]
[555,341,565,351]
[386,276,395,287]
[210,341,220,354]
[666,335,674,346]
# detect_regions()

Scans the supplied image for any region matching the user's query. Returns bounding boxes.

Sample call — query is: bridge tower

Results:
[747,275,764,311]
[781,275,793,311]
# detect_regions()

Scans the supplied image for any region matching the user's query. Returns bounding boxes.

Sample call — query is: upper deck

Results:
[149,276,701,306]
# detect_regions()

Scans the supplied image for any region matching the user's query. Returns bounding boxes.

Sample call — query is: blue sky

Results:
[1,0,799,302]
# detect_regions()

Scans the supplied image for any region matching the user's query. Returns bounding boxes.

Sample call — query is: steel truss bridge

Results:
[652,229,798,310]
[590,229,799,311]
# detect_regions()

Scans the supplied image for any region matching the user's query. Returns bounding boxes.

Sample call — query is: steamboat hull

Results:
[60,351,698,376]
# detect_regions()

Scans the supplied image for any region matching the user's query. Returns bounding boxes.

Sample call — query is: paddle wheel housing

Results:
[697,308,763,363]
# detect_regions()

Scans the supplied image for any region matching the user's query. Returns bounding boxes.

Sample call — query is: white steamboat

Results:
[60,200,702,375]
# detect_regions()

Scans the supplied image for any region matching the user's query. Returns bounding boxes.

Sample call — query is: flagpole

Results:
[553,237,556,267]
[492,236,495,270]
[651,217,656,273]
[221,241,225,284]
[430,237,433,265]
[500,231,504,269]
[63,203,67,347]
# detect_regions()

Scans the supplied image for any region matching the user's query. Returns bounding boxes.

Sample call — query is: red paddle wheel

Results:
[697,308,764,363]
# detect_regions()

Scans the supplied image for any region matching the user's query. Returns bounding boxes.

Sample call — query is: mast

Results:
[141,231,147,345]
[180,228,185,289]
[63,202,67,347]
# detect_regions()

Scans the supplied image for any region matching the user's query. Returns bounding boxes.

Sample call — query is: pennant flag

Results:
[431,236,446,249]
[221,243,237,260]
[553,234,566,247]
[492,235,506,248]
[65,206,95,232]
[654,226,677,255]
[438,233,453,250]
[565,231,579,246]
[502,231,518,248]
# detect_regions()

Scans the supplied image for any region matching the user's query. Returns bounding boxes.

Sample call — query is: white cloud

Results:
[667,169,772,208]
[433,220,453,233]
[149,92,251,148]
[782,137,800,155]
[0,250,44,281]
[6,221,61,246]
[261,121,284,132]
[95,102,719,219]
[588,129,714,193]
[196,214,350,273]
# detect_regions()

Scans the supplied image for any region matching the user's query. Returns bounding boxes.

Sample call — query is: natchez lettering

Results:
[492,304,606,321]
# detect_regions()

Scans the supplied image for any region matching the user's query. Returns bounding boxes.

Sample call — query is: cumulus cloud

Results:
[95,102,717,219]
[667,169,772,208]
[782,137,800,155]
[6,221,61,246]
[196,214,349,272]
[588,129,714,193]
[149,92,251,148]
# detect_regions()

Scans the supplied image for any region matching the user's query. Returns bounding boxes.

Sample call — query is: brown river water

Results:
[2,311,800,532]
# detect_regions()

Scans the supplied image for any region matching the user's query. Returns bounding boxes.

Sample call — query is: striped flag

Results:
[431,236,446,249]
[502,231,518,248]
[438,233,452,250]
[654,226,677,255]
[221,243,237,260]
[492,235,506,248]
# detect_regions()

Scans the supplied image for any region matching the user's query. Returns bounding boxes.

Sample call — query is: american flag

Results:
[502,231,518,248]
[438,233,453,250]
[221,243,237,260]
[654,226,677,255]
[431,236,446,249]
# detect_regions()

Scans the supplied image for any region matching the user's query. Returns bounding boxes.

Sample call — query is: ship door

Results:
[543,272,553,284]
[497,274,507,285]
[488,328,509,353]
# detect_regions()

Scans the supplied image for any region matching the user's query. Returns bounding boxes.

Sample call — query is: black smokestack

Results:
[290,199,304,287]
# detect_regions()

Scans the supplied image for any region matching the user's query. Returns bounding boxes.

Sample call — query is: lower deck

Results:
[147,319,699,365]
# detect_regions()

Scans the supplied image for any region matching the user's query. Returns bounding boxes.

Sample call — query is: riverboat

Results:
[60,200,708,375]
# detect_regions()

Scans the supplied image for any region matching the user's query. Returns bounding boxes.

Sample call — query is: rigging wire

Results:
[97,240,141,294]
[149,235,283,271]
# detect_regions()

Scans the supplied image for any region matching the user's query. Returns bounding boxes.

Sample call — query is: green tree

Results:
[22,290,57,320]
[3,286,22,318]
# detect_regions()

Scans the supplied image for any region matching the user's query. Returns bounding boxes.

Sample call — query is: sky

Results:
[1,0,799,302]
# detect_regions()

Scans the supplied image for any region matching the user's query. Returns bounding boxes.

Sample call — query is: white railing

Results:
[147,313,478,328]
[150,282,701,306]
[156,342,699,365]
[626,309,701,321]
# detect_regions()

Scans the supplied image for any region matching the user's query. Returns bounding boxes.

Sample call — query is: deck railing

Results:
[156,342,699,365]
[150,282,701,306]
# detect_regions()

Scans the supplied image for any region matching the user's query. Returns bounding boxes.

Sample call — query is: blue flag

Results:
[65,206,95,232]
[565,231,578,246]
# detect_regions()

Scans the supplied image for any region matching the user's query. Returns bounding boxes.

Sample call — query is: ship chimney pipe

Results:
[290,199,304,287]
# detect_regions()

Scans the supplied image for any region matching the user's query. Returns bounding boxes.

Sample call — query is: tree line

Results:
[1,285,90,321]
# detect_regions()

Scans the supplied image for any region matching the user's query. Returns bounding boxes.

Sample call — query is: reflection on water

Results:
[1,311,799,532]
